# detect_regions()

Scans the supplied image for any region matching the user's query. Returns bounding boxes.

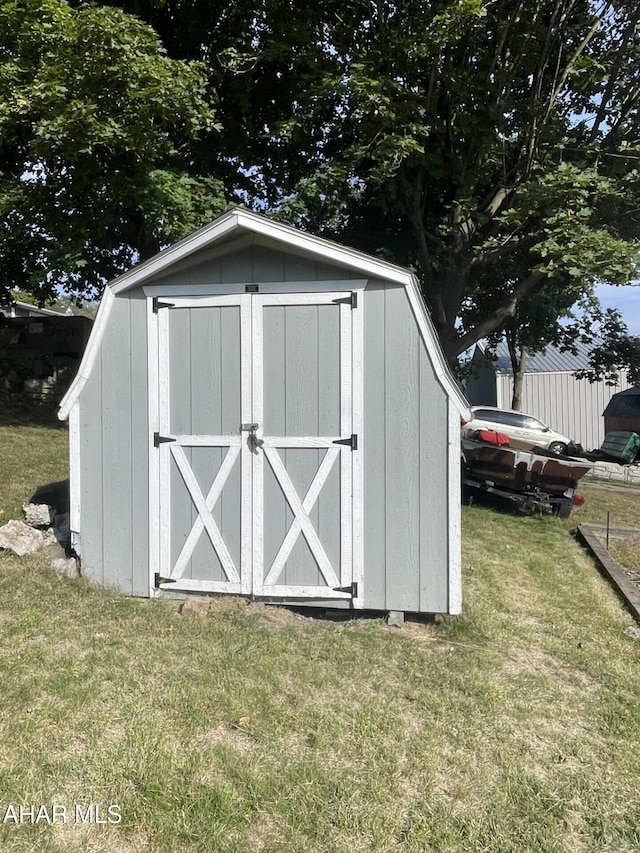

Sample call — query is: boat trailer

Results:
[462,434,593,517]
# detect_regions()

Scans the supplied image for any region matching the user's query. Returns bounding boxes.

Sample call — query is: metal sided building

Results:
[465,341,630,451]
[59,209,469,617]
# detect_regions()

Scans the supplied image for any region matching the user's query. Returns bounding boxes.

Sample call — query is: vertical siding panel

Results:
[596,379,606,445]
[569,375,579,443]
[418,346,449,612]
[253,246,285,281]
[317,305,340,435]
[220,248,253,282]
[284,255,320,282]
[129,292,149,596]
[101,298,133,593]
[168,310,194,575]
[284,304,320,586]
[190,306,220,434]
[220,306,242,576]
[190,256,222,286]
[285,305,319,435]
[79,357,104,586]
[362,286,386,610]
[262,306,287,578]
[591,379,600,445]
[555,375,565,436]
[496,375,509,408]
[384,287,420,611]
[190,306,223,580]
[169,309,192,433]
[281,252,348,282]
[317,305,341,575]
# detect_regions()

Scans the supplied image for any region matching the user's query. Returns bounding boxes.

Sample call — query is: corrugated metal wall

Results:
[496,371,630,450]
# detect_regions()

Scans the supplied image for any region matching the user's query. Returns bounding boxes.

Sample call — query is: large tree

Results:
[105,0,640,366]
[9,0,640,364]
[281,0,640,366]
[0,0,226,304]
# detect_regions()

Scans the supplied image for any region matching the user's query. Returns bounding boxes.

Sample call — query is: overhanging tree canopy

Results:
[268,0,640,364]
[115,0,640,365]
[4,0,639,366]
[0,0,226,304]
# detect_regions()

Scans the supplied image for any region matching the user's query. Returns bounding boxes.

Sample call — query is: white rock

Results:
[0,520,44,556]
[22,502,52,528]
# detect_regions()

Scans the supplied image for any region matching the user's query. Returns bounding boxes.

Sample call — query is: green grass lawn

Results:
[0,420,639,851]
[0,407,69,522]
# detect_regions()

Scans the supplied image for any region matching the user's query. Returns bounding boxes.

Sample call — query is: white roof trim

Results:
[109,208,412,294]
[58,208,467,419]
[58,287,115,419]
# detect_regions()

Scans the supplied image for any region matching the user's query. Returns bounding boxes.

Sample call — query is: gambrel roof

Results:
[59,207,469,420]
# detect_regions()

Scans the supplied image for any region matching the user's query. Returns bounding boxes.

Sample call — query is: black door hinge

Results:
[333,582,358,598]
[332,292,357,308]
[152,297,175,313]
[153,432,176,448]
[333,434,358,451]
[154,573,177,588]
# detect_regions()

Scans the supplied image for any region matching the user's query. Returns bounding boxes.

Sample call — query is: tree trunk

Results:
[506,333,528,410]
[419,265,470,371]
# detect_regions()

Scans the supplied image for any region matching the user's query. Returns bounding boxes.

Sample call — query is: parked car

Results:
[461,406,573,454]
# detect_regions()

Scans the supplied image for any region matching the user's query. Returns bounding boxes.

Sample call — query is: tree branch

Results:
[589,6,640,142]
[451,271,545,357]
[471,233,538,267]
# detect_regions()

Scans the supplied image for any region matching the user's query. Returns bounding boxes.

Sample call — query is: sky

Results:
[594,283,640,336]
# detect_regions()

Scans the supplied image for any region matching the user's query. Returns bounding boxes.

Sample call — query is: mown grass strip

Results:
[0,421,639,851]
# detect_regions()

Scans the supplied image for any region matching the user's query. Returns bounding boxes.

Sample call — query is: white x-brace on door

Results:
[150,290,361,604]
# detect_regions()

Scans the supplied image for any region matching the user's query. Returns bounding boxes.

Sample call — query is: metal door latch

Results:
[240,423,263,452]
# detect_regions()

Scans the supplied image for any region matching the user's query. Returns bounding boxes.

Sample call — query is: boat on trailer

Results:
[462,431,593,517]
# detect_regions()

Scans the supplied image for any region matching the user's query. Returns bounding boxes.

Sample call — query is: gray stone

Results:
[387,610,405,628]
[44,540,66,562]
[42,529,58,546]
[0,520,44,556]
[23,502,52,528]
[50,557,79,579]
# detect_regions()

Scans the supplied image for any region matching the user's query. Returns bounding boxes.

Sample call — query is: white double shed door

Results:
[148,287,363,606]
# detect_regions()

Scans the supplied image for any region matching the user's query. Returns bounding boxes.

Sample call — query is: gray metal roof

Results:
[486,339,595,374]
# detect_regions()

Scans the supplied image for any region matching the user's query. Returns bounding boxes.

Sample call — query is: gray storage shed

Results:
[59,209,469,616]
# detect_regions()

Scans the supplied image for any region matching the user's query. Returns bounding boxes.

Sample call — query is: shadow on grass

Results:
[0,401,66,429]
[30,480,70,515]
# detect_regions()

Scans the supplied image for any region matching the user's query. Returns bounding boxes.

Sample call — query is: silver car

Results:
[461,406,573,454]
